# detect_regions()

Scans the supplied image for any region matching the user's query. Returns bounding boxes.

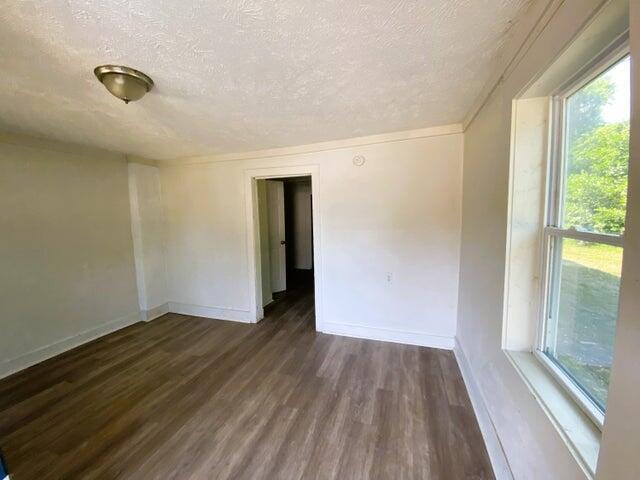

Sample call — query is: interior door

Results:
[267,180,287,292]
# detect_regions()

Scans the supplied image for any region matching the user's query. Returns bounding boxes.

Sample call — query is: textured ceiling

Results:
[0,0,529,160]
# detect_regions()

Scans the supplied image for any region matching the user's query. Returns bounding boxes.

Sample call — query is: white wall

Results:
[290,181,313,270]
[456,0,637,478]
[0,135,140,378]
[128,162,169,319]
[160,128,463,348]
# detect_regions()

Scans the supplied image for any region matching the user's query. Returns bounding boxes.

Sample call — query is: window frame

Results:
[536,45,630,429]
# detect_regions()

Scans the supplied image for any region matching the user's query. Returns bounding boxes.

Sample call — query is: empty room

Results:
[0,1,638,479]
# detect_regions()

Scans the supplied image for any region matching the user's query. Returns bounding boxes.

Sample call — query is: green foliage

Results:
[563,75,629,235]
[565,122,629,234]
[566,77,614,144]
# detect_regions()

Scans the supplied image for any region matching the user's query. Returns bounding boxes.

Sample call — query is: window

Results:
[539,53,630,424]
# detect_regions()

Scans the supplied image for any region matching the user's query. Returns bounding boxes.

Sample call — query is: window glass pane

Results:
[562,56,630,234]
[545,238,623,410]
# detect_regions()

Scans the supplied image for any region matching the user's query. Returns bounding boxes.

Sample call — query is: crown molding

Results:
[158,123,463,166]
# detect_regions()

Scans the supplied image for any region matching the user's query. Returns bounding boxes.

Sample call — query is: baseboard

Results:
[321,322,454,350]
[263,298,275,308]
[142,302,170,321]
[0,312,141,380]
[168,302,254,323]
[454,338,514,480]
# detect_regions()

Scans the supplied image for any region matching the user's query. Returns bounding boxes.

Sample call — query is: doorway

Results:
[257,177,313,303]
[244,166,322,330]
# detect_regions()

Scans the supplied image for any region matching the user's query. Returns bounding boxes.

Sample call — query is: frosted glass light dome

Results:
[94,65,154,104]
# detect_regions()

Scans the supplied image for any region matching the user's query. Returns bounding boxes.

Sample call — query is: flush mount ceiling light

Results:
[94,65,154,104]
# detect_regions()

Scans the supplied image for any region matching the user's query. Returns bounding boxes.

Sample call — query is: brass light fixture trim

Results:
[94,65,154,104]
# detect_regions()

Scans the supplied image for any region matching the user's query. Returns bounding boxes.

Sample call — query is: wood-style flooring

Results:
[0,283,494,479]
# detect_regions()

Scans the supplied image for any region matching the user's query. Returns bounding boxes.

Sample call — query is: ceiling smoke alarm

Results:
[352,155,366,166]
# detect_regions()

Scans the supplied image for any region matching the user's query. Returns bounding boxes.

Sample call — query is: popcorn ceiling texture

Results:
[0,0,529,160]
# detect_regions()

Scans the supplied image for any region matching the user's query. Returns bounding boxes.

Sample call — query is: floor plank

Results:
[0,283,494,479]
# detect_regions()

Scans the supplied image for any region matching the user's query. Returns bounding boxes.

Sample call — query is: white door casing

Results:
[243,165,322,329]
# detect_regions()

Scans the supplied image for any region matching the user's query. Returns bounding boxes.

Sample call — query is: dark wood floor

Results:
[0,283,493,479]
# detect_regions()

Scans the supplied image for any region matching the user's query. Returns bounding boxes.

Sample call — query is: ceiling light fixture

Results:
[94,65,154,104]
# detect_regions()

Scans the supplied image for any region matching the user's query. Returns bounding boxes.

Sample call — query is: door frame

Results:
[243,165,323,330]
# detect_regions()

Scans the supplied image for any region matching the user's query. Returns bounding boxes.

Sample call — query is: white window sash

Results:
[543,226,624,247]
[536,44,630,428]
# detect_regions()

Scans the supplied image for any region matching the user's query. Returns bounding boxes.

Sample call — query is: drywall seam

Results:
[454,338,515,480]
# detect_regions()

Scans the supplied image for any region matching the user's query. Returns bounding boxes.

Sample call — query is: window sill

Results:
[505,350,601,478]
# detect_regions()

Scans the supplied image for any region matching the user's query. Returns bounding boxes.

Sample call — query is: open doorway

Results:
[245,165,322,330]
[256,176,314,308]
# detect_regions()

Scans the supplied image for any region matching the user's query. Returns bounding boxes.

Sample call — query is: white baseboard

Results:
[0,302,254,380]
[454,338,513,480]
[168,302,254,323]
[0,311,141,380]
[321,322,454,350]
[142,302,170,321]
